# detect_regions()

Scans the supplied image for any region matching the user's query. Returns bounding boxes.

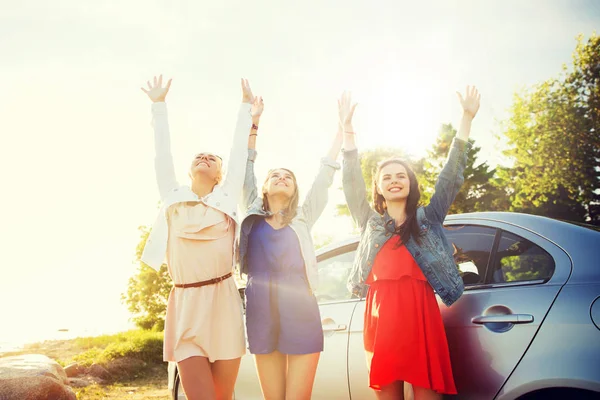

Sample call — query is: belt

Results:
[174,272,232,289]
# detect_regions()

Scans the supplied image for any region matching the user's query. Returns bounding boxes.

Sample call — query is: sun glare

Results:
[358,75,448,159]
[341,44,457,159]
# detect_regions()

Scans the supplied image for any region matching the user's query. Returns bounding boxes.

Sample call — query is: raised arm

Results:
[141,75,178,200]
[242,96,264,209]
[340,92,375,232]
[300,130,343,230]
[220,79,258,202]
[425,86,480,224]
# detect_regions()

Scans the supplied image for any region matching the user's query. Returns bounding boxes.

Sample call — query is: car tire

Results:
[518,388,599,400]
[173,369,186,400]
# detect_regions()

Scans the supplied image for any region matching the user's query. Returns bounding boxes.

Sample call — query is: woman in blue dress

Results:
[238,98,343,399]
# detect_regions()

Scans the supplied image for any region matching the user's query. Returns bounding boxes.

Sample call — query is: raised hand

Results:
[241,79,255,104]
[456,86,481,119]
[338,91,358,132]
[251,96,264,119]
[141,75,172,103]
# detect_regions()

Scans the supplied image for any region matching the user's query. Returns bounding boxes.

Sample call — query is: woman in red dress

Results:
[339,87,481,399]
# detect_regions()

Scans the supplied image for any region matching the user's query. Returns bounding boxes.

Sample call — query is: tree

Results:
[422,124,502,214]
[121,226,172,331]
[336,148,426,216]
[499,33,600,223]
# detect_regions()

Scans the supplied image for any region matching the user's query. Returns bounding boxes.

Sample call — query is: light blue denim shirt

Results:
[238,149,341,292]
[343,137,472,307]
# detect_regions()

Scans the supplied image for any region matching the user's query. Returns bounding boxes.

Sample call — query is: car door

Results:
[312,242,361,400]
[441,220,571,400]
[347,299,374,399]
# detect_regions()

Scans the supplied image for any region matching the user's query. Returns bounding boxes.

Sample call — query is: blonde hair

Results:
[262,168,299,226]
[215,167,223,185]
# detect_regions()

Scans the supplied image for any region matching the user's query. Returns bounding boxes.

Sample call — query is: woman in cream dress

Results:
[141,76,264,400]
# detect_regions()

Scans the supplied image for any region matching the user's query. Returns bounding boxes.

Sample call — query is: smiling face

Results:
[263,168,297,198]
[372,158,422,240]
[190,153,223,184]
[376,162,411,202]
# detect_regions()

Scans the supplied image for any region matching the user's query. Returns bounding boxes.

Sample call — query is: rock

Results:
[0,354,68,383]
[63,362,83,377]
[105,357,147,377]
[89,376,106,385]
[0,354,75,400]
[68,375,106,388]
[88,363,112,380]
[64,386,77,400]
[0,376,77,400]
[67,377,91,388]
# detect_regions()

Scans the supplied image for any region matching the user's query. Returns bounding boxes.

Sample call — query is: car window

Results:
[316,248,356,302]
[443,225,497,286]
[492,231,555,284]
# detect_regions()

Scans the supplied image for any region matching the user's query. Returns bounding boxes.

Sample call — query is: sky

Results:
[1,0,598,346]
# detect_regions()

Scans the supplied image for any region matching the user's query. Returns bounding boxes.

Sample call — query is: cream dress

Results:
[163,202,245,362]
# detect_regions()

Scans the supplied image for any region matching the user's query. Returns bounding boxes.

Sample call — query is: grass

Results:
[71,330,163,367]
[1,330,170,399]
[73,365,170,400]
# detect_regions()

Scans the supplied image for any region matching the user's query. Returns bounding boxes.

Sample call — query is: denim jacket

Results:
[343,137,472,307]
[238,149,341,292]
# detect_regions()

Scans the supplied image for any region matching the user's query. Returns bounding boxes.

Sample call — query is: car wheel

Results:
[173,370,187,400]
[518,388,599,400]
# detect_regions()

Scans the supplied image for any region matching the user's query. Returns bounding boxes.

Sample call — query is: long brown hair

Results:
[262,168,299,226]
[372,158,421,245]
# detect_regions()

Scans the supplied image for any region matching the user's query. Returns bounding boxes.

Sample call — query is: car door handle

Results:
[321,318,348,332]
[472,314,534,324]
[322,324,347,332]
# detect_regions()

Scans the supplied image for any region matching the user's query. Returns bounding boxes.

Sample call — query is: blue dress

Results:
[245,218,324,355]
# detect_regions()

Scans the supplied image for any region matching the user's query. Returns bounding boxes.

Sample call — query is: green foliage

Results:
[121,226,172,331]
[498,33,600,223]
[72,330,164,367]
[101,334,163,364]
[71,347,103,367]
[500,255,551,282]
[422,124,503,213]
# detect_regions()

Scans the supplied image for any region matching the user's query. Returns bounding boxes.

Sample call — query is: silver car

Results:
[169,212,600,399]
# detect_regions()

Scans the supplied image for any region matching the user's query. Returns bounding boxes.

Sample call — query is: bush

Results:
[121,226,172,330]
[72,330,163,367]
[101,333,163,364]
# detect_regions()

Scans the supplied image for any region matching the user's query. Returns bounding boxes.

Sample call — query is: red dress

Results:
[364,237,457,394]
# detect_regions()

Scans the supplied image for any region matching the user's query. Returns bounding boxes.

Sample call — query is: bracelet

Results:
[344,131,356,134]
[249,133,258,137]
[252,124,259,130]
